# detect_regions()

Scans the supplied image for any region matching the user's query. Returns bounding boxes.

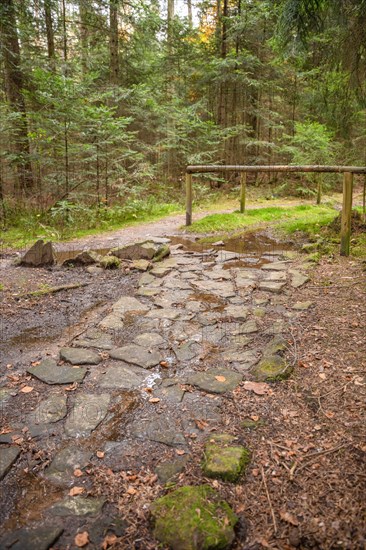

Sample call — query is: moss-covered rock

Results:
[152,243,170,263]
[150,485,238,550]
[202,434,250,482]
[263,335,287,356]
[252,354,292,382]
[99,255,121,269]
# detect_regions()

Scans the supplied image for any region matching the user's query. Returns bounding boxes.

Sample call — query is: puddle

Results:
[87,392,139,444]
[55,247,111,264]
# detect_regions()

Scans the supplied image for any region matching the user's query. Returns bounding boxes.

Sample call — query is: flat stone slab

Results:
[262,261,290,271]
[99,313,124,330]
[263,335,287,356]
[155,456,189,484]
[292,301,313,310]
[100,364,149,389]
[154,379,185,403]
[50,497,105,517]
[29,394,67,425]
[174,341,201,362]
[27,359,87,385]
[45,446,92,484]
[0,524,63,550]
[109,344,161,368]
[60,347,101,365]
[202,434,250,481]
[64,393,110,437]
[73,329,113,350]
[133,332,165,347]
[225,305,249,320]
[151,485,237,550]
[136,287,161,297]
[252,354,292,382]
[259,281,286,293]
[113,296,150,314]
[129,417,186,447]
[0,446,20,480]
[192,280,235,298]
[223,349,259,368]
[131,259,151,271]
[262,270,287,281]
[187,368,243,394]
[235,320,258,334]
[146,308,182,320]
[290,270,310,288]
[0,387,13,405]
[150,265,173,278]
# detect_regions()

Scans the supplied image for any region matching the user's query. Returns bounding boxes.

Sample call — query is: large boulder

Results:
[62,250,100,267]
[20,240,56,267]
[109,241,170,262]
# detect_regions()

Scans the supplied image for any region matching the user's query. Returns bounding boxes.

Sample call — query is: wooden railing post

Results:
[340,172,353,256]
[240,172,246,213]
[186,172,192,226]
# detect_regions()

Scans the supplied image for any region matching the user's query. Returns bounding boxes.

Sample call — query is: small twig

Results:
[289,443,348,480]
[261,465,277,534]
[15,282,88,298]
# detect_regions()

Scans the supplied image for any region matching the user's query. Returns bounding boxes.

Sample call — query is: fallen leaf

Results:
[324,411,335,419]
[73,469,84,477]
[75,531,89,547]
[69,486,84,496]
[160,361,168,368]
[175,449,185,455]
[149,397,160,403]
[102,534,118,549]
[31,361,40,367]
[243,381,270,395]
[251,415,259,421]
[194,419,208,430]
[126,486,137,495]
[20,386,33,393]
[280,510,299,526]
[12,436,24,444]
[318,373,326,380]
[298,361,310,368]
[65,382,78,391]
[215,375,226,382]
[144,387,153,393]
[96,450,105,459]
[252,468,260,477]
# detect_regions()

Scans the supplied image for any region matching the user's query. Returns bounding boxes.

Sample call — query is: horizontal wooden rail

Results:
[187,164,366,174]
[185,164,365,256]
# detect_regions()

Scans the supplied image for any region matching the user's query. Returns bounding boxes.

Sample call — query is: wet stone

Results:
[129,417,186,447]
[174,341,201,362]
[252,355,292,382]
[110,344,161,368]
[290,270,310,288]
[60,347,101,365]
[0,446,21,480]
[262,270,287,281]
[27,358,87,385]
[155,456,189,484]
[193,280,235,298]
[151,485,238,550]
[73,329,113,350]
[64,393,110,437]
[202,434,251,482]
[50,497,105,517]
[45,446,92,484]
[100,364,149,389]
[150,265,173,278]
[20,239,56,267]
[223,349,259,369]
[259,280,286,293]
[29,394,67,425]
[0,524,63,550]
[63,250,100,266]
[113,296,150,314]
[154,380,185,403]
[133,332,165,347]
[187,368,243,394]
[0,387,13,405]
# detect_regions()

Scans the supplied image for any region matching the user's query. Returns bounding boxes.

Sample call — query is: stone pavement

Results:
[0,238,312,549]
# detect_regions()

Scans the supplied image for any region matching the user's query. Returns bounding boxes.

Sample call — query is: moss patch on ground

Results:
[150,485,238,550]
[202,434,250,482]
[252,355,293,382]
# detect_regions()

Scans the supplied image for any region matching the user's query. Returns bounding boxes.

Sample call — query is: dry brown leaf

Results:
[74,531,89,548]
[160,361,168,368]
[96,450,105,459]
[215,375,226,382]
[324,411,335,419]
[69,486,84,496]
[20,385,33,393]
[251,415,259,421]
[318,373,326,380]
[243,381,270,395]
[126,486,137,495]
[144,387,153,393]
[280,510,299,526]
[175,449,185,455]
[73,469,84,477]
[194,419,208,430]
[149,397,160,403]
[102,534,118,549]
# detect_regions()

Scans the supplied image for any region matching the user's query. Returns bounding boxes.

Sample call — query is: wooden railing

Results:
[185,165,366,256]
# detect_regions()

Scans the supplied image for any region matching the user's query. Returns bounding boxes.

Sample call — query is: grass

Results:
[187,204,338,235]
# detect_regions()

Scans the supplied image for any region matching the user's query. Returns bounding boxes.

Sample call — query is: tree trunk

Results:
[0,0,34,195]
[109,0,119,84]
[187,0,192,28]
[44,0,55,70]
[79,0,89,74]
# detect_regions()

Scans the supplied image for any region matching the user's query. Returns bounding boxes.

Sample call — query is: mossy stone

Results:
[150,485,238,550]
[202,434,250,482]
[241,418,264,430]
[99,255,121,269]
[152,244,170,263]
[252,354,292,382]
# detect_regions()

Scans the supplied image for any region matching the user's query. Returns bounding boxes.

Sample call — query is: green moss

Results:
[152,243,170,263]
[202,434,250,482]
[252,354,293,382]
[99,255,121,269]
[241,418,264,430]
[151,485,238,550]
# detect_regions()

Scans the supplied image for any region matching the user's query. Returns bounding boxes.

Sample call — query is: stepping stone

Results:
[50,497,105,517]
[0,524,63,550]
[0,387,13,405]
[262,270,287,281]
[292,301,313,310]
[187,368,243,394]
[235,319,258,334]
[45,446,92,484]
[110,344,161,368]
[136,287,161,297]
[253,307,266,318]
[129,417,186,447]
[155,456,189,484]
[193,280,235,298]
[259,281,286,293]
[99,313,124,330]
[264,319,287,335]
[0,446,20,480]
[139,273,163,287]
[73,329,113,350]
[204,270,232,281]
[60,347,101,365]
[131,259,151,271]
[225,305,249,321]
[151,485,237,550]
[111,241,169,261]
[201,324,228,345]
[29,394,67,425]
[164,279,193,291]
[150,265,173,278]
[154,379,185,403]
[216,250,240,262]
[174,341,201,362]
[290,270,310,288]
[253,297,269,306]
[202,434,250,481]
[263,335,287,356]
[146,307,182,320]
[64,393,110,437]
[185,300,203,312]
[196,311,222,326]
[113,296,150,314]
[100,364,149,389]
[262,262,289,271]
[252,355,292,382]
[27,359,87,385]
[229,335,253,347]
[133,332,165,347]
[223,349,259,369]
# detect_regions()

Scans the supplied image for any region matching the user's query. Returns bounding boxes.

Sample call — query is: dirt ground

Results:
[0,215,365,550]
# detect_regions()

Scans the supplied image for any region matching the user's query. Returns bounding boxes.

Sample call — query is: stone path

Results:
[0,237,312,549]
